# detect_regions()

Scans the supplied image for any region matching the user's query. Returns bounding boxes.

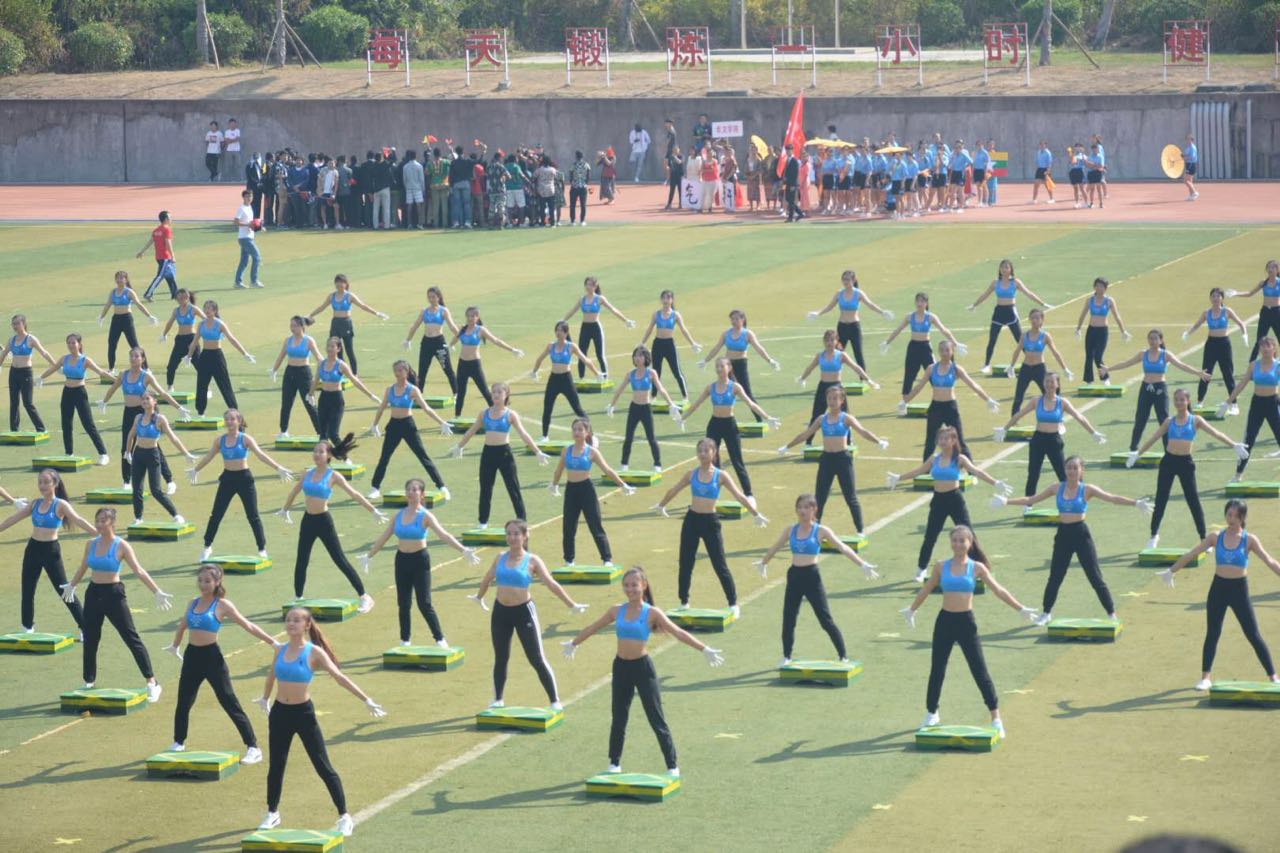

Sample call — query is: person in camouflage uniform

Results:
[486,152,507,229]
[553,166,566,227]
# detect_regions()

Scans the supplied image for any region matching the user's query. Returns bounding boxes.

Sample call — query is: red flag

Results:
[777,91,806,178]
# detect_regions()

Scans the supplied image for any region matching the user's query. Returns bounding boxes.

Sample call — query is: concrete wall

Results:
[2,93,1279,183]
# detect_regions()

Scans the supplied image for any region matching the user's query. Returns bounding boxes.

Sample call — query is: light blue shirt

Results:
[1183,143,1197,164]
[950,149,972,170]
[973,148,990,169]
[1036,149,1052,169]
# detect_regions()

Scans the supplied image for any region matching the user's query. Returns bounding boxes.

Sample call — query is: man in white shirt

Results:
[204,121,223,181]
[628,123,650,183]
[223,118,242,183]
[401,150,426,228]
[233,190,263,289]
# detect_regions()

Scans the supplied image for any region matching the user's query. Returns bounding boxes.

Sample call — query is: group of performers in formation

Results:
[2,260,1279,837]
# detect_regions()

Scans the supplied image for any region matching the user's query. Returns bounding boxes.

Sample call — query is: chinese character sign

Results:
[1163,20,1211,81]
[981,22,1030,86]
[368,29,405,69]
[466,30,506,69]
[880,25,918,65]
[665,26,711,85]
[567,28,607,67]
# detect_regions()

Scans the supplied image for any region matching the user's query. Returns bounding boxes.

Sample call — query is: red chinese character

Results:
[880,28,917,65]
[466,31,505,68]
[985,26,1021,65]
[1167,25,1206,63]
[369,32,403,69]
[567,29,606,68]
[668,30,706,67]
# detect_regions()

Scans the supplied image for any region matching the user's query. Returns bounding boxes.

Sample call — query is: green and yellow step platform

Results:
[803,445,856,461]
[275,435,320,451]
[212,554,272,575]
[1138,548,1204,567]
[715,500,747,519]
[1110,451,1162,469]
[145,749,240,781]
[86,486,141,504]
[281,598,358,622]
[1003,425,1034,442]
[1046,617,1122,642]
[527,439,570,456]
[61,686,148,715]
[585,772,681,802]
[651,400,682,415]
[575,377,614,394]
[1075,384,1123,398]
[989,364,1020,378]
[1191,404,1226,420]
[913,474,976,491]
[842,381,869,396]
[902,402,929,418]
[461,527,506,546]
[127,520,195,541]
[160,390,196,407]
[915,724,999,752]
[1225,481,1280,498]
[737,421,768,438]
[475,705,563,732]
[32,455,92,472]
[1208,680,1280,707]
[174,415,222,431]
[609,470,663,487]
[779,659,863,687]
[447,416,479,434]
[379,489,447,508]
[0,430,50,445]
[0,631,75,654]
[329,461,365,480]
[421,394,453,410]
[552,564,622,584]
[241,828,344,852]
[1021,508,1059,526]
[382,645,465,671]
[820,533,867,553]
[669,607,736,632]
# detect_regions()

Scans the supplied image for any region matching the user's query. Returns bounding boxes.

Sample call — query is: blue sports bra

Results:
[1262,278,1280,298]
[629,369,652,392]
[61,355,87,380]
[135,414,161,440]
[581,294,601,314]
[186,598,221,632]
[930,451,960,481]
[818,350,843,373]
[317,359,344,384]
[1205,308,1229,331]
[1252,359,1280,387]
[709,380,736,407]
[176,305,196,326]
[994,279,1017,299]
[1142,348,1168,375]
[121,369,148,397]
[495,551,531,588]
[837,288,861,311]
[330,291,352,311]
[938,558,976,593]
[820,412,850,439]
[563,444,592,472]
[199,320,224,342]
[1036,395,1063,424]
[285,336,310,359]
[654,309,676,330]
[31,498,62,530]
[394,507,429,541]
[422,305,445,325]
[1167,413,1196,441]
[301,467,335,499]
[690,467,721,500]
[725,329,749,353]
[387,383,414,409]
[1056,482,1088,514]
[110,289,131,307]
[548,342,572,365]
[1022,331,1046,353]
[929,362,956,388]
[908,312,932,334]
[615,602,651,642]
[220,432,247,460]
[459,326,482,346]
[274,642,313,683]
[1087,296,1111,317]
[9,334,32,356]
[483,407,511,433]
[789,523,821,555]
[87,536,123,575]
[1214,530,1248,568]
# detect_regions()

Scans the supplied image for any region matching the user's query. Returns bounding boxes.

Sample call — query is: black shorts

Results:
[1087,170,1102,184]
[890,179,903,194]
[1034,167,1048,180]
[931,172,947,188]
[949,170,964,184]
[1185,162,1197,176]
[821,174,835,190]
[973,169,986,183]
[1069,168,1084,186]
[853,171,867,189]
[837,175,852,190]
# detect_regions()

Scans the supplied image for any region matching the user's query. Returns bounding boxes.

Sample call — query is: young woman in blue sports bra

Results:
[63,508,174,699]
[1228,259,1280,362]
[995,455,1150,626]
[277,436,387,613]
[562,276,635,380]
[698,309,780,423]
[0,468,94,633]
[796,329,880,441]
[653,437,767,614]
[37,332,111,464]
[366,359,454,502]
[563,566,723,777]
[549,418,635,568]
[901,525,1037,738]
[902,339,999,462]
[779,385,890,533]
[401,286,460,395]
[756,494,880,665]
[605,345,679,473]
[531,320,598,441]
[257,607,385,838]
[269,316,324,438]
[1103,328,1211,452]
[158,288,205,390]
[1221,334,1280,480]
[100,346,187,488]
[1134,388,1249,549]
[190,408,293,561]
[185,299,256,416]
[125,391,196,526]
[1006,308,1073,415]
[1159,500,1280,692]
[451,381,548,528]
[1,313,56,432]
[804,269,894,371]
[967,259,1052,372]
[306,273,389,376]
[165,564,277,761]
[681,358,780,501]
[96,270,158,372]
[469,519,588,710]
[308,335,381,445]
[639,289,702,399]
[998,371,1106,499]
[1072,277,1131,384]
[361,477,480,647]
[449,305,524,417]
[1182,287,1249,410]
[882,292,964,397]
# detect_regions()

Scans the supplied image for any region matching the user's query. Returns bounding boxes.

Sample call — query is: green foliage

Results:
[1019,0,1084,34]
[182,10,254,62]
[298,5,369,60]
[917,0,966,43]
[0,0,62,67]
[1247,1,1280,52]
[0,25,24,73]
[66,20,131,70]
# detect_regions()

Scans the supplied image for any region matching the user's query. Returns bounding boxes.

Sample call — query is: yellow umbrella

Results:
[749,134,768,159]
[876,145,910,154]
[1161,144,1185,179]
[806,138,838,148]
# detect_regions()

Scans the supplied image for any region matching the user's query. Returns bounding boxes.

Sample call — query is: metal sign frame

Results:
[464,28,510,87]
[982,22,1030,87]
[564,27,611,87]
[770,24,817,87]
[366,28,410,87]
[875,23,922,88]
[666,26,712,87]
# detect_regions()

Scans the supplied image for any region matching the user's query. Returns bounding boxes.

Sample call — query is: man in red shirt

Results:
[138,210,178,301]
[470,156,486,227]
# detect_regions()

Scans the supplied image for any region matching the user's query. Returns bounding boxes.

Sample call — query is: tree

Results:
[195,0,208,63]
[1039,0,1051,65]
[1092,0,1118,48]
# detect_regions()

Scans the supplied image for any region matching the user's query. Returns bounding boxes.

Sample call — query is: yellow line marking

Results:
[1127,816,1149,823]
[18,718,83,747]
[52,838,82,846]
[1180,754,1209,762]
[714,732,744,739]
[871,804,893,811]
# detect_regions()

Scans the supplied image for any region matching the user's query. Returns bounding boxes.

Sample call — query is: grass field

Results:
[1,216,1278,852]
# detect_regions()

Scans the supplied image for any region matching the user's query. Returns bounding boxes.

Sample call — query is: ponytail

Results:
[291,315,315,329]
[198,564,226,599]
[41,468,69,501]
[623,566,655,606]
[584,275,601,294]
[392,359,418,388]
[288,607,339,665]
[320,433,358,461]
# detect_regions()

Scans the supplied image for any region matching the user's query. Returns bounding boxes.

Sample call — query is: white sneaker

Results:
[540,435,549,444]
[550,701,564,712]
[604,561,615,568]
[200,546,213,561]
[607,763,622,773]
[1191,191,1199,200]
[84,681,95,689]
[992,719,1006,739]
[1022,506,1031,516]
[478,521,489,529]
[780,657,792,667]
[367,488,382,501]
[169,742,185,752]
[921,711,940,728]
[258,811,281,830]
[1194,678,1212,691]
[914,568,929,584]
[1228,404,1239,416]
[488,699,505,709]
[400,639,412,647]
[730,604,741,620]
[980,365,992,375]
[172,515,186,526]
[166,481,177,496]
[1034,612,1053,627]
[440,486,451,502]
[147,682,162,703]
[620,464,629,472]
[251,281,265,289]
[1146,535,1159,549]
[358,594,375,614]
[436,638,450,649]
[336,814,353,837]
[1047,198,1056,204]
[242,746,263,764]
[258,550,269,559]
[668,767,681,778]
[653,465,662,474]
[98,454,110,466]
[277,432,290,441]
[22,625,34,633]
[121,481,131,490]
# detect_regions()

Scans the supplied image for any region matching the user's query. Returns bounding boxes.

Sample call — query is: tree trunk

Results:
[273,0,286,66]
[195,0,209,64]
[1039,0,1052,66]
[1092,0,1118,49]
[619,0,635,50]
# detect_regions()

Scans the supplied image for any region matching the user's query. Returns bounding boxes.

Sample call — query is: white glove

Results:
[376,312,390,321]
[696,359,708,370]
[1224,288,1239,298]
[990,494,1008,509]
[97,316,105,328]
[181,356,192,367]
[448,444,463,458]
[358,553,372,574]
[1241,332,1248,347]
[278,468,295,482]
[955,343,969,357]
[994,480,1013,496]
[154,590,174,611]
[1216,401,1230,419]
[511,348,525,358]
[1156,569,1175,589]
[159,334,168,343]
[243,353,256,364]
[1018,607,1039,624]
[795,376,806,388]
[622,485,636,497]
[372,509,389,525]
[528,369,540,381]
[877,310,893,322]
[1134,498,1152,516]
[1181,330,1190,341]
[676,417,687,433]
[12,497,28,510]
[669,409,682,423]
[401,340,412,351]
[439,422,454,436]
[365,698,387,718]
[900,607,916,629]
[123,451,132,464]
[993,427,1006,442]
[702,646,725,667]
[806,311,819,321]
[766,417,781,430]
[60,582,76,603]
[777,445,789,456]
[885,472,900,490]
[277,508,293,525]
[1125,450,1139,468]
[861,563,881,580]
[896,401,907,416]
[1074,328,1082,339]
[879,341,890,355]
[187,467,199,485]
[466,594,489,611]
[96,399,107,414]
[1122,330,1133,342]
[753,560,768,579]
[253,697,270,714]
[561,640,577,660]
[536,452,551,466]
[770,360,782,372]
[569,603,590,615]
[869,380,881,390]
[605,404,615,417]
[177,406,191,420]
[1065,368,1075,381]
[690,342,703,354]
[625,319,637,329]
[163,643,183,661]
[368,392,381,404]
[148,316,159,326]
[462,548,481,565]
[269,369,278,383]
[1233,442,1250,461]
[184,451,197,463]
[1092,431,1107,445]
[369,424,381,438]
[651,504,669,518]
[752,514,769,529]
[547,482,561,497]
[876,438,890,451]
[35,376,44,388]
[987,398,999,413]
[306,394,317,407]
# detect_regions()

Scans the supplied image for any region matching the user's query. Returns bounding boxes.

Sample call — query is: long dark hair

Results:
[1224,499,1248,527]
[40,468,69,502]
[951,524,989,566]
[427,286,445,306]
[197,563,226,599]
[623,565,655,605]
[318,433,357,461]
[392,359,418,388]
[287,607,338,664]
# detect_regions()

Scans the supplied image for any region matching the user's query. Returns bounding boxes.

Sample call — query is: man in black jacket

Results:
[245,153,265,219]
[447,146,475,228]
[260,152,277,225]
[356,151,376,228]
[783,145,804,222]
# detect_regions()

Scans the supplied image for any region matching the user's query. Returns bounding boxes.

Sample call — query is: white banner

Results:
[680,178,701,209]
[712,120,743,138]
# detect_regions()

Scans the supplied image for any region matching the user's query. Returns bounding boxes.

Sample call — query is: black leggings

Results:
[1025,431,1066,497]
[60,386,107,456]
[577,321,606,378]
[121,407,172,484]
[8,366,44,431]
[1248,305,1280,362]
[294,512,365,598]
[1151,453,1205,538]
[984,305,1021,366]
[569,186,588,223]
[173,642,257,747]
[204,469,266,550]
[371,417,445,490]
[563,480,611,564]
[1199,336,1236,403]
[195,349,237,415]
[815,450,862,531]
[267,700,346,814]
[395,549,443,643]
[21,539,83,631]
[417,335,457,394]
[1130,382,1169,452]
[132,446,178,519]
[490,600,559,703]
[621,403,660,467]
[782,564,846,659]
[83,582,153,683]
[281,366,319,434]
[1011,362,1046,415]
[1044,521,1114,615]
[610,655,677,769]
[329,317,357,375]
[317,390,345,444]
[107,314,139,371]
[677,510,736,607]
[807,381,846,444]
[837,321,865,370]
[923,400,970,461]
[902,340,934,396]
[454,359,492,416]
[926,610,998,714]
[1237,393,1280,476]
[1203,575,1275,675]
[479,444,525,526]
[729,358,762,422]
[166,333,195,388]
[651,338,687,398]
[1083,326,1108,383]
[541,372,586,437]
[917,490,971,572]
[706,415,752,496]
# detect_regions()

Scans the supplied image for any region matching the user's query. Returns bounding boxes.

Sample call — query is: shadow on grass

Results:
[755,728,917,763]
[413,780,588,815]
[119,827,246,852]
[659,667,778,693]
[327,713,477,746]
[0,700,62,722]
[1051,687,1198,719]
[0,757,144,788]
